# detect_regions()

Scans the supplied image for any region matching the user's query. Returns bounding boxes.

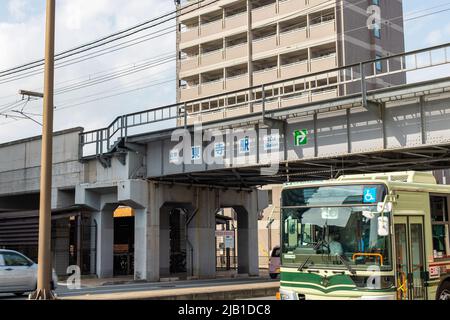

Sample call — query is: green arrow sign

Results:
[294,129,308,146]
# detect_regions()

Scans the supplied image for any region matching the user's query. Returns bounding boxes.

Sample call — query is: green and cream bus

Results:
[279,171,450,300]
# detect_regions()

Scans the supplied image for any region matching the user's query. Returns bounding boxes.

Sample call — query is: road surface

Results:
[0,277,279,300]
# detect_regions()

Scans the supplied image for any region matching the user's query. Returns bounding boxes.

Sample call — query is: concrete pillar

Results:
[92,209,114,278]
[160,207,171,277]
[133,207,147,280]
[134,182,161,281]
[188,189,216,278]
[146,182,161,281]
[236,192,259,276]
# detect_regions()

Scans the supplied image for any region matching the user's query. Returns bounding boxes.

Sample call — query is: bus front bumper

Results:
[279,288,396,300]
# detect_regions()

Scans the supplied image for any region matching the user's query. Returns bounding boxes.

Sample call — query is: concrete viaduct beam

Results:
[75,179,267,281]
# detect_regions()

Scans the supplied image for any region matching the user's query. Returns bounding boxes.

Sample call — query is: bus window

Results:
[430,196,450,258]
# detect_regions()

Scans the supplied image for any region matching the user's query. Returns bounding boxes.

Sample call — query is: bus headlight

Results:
[279,289,298,300]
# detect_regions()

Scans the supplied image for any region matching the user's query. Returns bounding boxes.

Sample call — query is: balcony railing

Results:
[253,35,277,54]
[180,27,199,43]
[225,12,247,31]
[279,27,307,47]
[225,43,247,60]
[280,60,308,79]
[201,79,225,96]
[309,20,336,39]
[226,74,249,91]
[200,49,224,66]
[252,2,277,23]
[310,53,337,73]
[279,0,306,15]
[180,56,199,72]
[253,67,278,85]
[200,19,223,37]
[180,85,200,101]
[80,43,450,158]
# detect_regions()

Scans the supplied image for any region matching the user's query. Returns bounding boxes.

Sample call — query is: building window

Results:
[430,196,450,259]
[375,55,382,72]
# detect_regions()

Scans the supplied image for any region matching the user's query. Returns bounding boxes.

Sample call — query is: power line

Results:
[0,0,219,79]
[56,75,176,106]
[2,0,450,126]
[56,78,176,111]
[54,55,175,95]
[0,100,25,114]
[0,0,373,91]
[0,27,176,85]
[5,0,444,86]
[0,53,176,115]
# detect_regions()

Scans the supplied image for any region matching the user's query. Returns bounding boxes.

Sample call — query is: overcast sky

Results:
[0,0,450,143]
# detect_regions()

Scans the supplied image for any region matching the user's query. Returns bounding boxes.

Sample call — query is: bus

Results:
[278,171,450,300]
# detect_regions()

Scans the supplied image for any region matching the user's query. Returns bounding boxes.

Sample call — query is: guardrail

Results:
[80,42,450,158]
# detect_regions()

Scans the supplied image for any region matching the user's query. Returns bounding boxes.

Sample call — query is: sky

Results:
[0,0,450,143]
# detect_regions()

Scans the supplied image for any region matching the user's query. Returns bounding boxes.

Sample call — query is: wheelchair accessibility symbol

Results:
[363,188,377,203]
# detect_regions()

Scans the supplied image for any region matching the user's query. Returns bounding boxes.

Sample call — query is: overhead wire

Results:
[1,0,450,126]
[0,0,219,79]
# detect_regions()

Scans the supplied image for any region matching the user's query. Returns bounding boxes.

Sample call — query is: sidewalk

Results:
[62,281,279,300]
[67,269,272,288]
[59,269,279,300]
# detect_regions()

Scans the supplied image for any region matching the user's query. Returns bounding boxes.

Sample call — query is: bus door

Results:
[394,216,427,300]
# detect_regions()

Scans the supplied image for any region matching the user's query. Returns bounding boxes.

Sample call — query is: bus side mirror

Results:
[378,216,389,236]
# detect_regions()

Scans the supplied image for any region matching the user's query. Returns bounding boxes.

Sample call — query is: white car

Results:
[0,249,58,296]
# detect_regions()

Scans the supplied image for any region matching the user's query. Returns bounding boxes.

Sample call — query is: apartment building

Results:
[175,0,405,269]
[176,0,405,122]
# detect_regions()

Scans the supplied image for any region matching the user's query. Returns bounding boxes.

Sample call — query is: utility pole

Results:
[29,0,56,300]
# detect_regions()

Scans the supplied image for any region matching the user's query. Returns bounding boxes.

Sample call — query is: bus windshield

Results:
[281,185,392,271]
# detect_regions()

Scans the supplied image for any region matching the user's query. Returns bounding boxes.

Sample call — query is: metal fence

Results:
[80,43,450,158]
[216,255,238,270]
[216,255,272,270]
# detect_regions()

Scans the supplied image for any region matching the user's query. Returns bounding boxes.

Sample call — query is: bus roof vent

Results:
[337,171,437,184]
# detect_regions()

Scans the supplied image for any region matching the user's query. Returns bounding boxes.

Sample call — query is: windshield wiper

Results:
[338,254,356,275]
[298,240,323,272]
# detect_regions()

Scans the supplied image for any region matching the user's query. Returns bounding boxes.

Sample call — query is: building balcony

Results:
[200,20,223,38]
[279,28,307,47]
[254,98,280,112]
[253,35,277,54]
[199,110,226,124]
[308,0,331,8]
[180,57,199,72]
[200,50,224,66]
[180,0,217,18]
[310,54,337,73]
[252,3,277,23]
[180,85,200,102]
[253,68,278,86]
[225,44,247,60]
[311,88,338,102]
[224,13,247,31]
[180,28,199,43]
[280,61,308,80]
[225,106,249,119]
[309,20,336,39]
[200,80,224,97]
[279,0,306,15]
[226,74,249,92]
[281,93,310,108]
